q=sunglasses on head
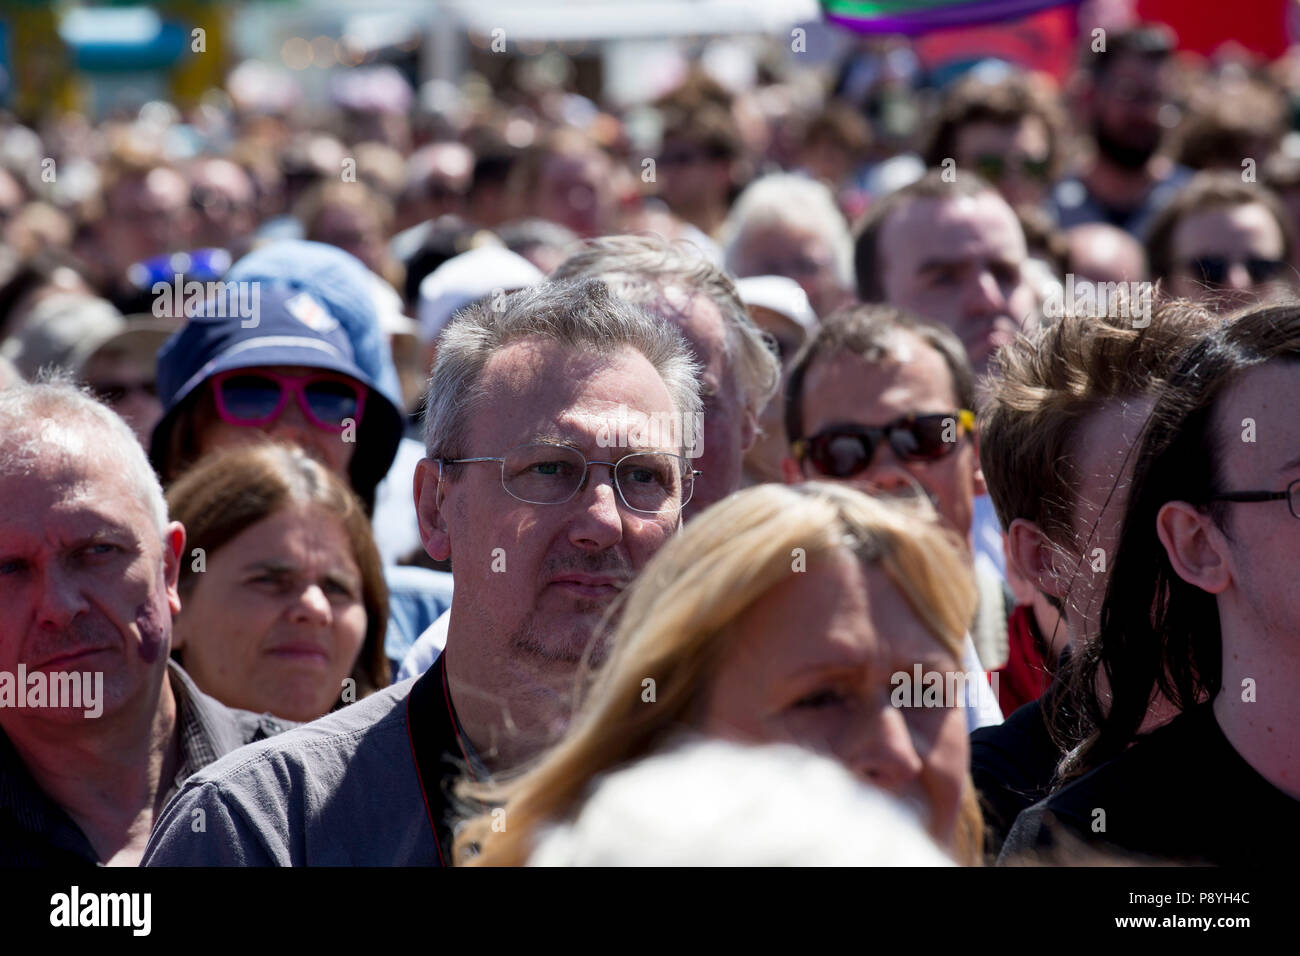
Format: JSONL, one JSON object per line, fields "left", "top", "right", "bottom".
{"left": 1182, "top": 256, "right": 1287, "bottom": 285}
{"left": 792, "top": 411, "right": 974, "bottom": 479}
{"left": 210, "top": 369, "right": 367, "bottom": 434}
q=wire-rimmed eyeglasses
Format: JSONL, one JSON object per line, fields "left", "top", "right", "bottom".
{"left": 437, "top": 442, "right": 701, "bottom": 516}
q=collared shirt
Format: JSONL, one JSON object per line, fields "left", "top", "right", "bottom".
{"left": 143, "top": 653, "right": 475, "bottom": 866}
{"left": 396, "top": 609, "right": 450, "bottom": 681}
{"left": 0, "top": 662, "right": 289, "bottom": 867}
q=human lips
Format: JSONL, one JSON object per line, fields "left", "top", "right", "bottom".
{"left": 547, "top": 573, "right": 629, "bottom": 600}
{"left": 264, "top": 641, "right": 331, "bottom": 665}
{"left": 27, "top": 646, "right": 116, "bottom": 670}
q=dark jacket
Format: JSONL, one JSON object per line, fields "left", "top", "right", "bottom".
{"left": 0, "top": 662, "right": 292, "bottom": 866}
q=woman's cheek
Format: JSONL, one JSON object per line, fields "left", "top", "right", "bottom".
{"left": 925, "top": 707, "right": 970, "bottom": 841}
{"left": 338, "top": 603, "right": 369, "bottom": 666}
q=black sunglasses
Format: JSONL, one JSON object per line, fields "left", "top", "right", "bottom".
{"left": 1182, "top": 256, "right": 1287, "bottom": 285}
{"left": 792, "top": 411, "right": 974, "bottom": 479}
{"left": 972, "top": 153, "right": 1051, "bottom": 183}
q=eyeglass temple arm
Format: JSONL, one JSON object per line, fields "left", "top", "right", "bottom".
{"left": 1208, "top": 491, "right": 1290, "bottom": 502}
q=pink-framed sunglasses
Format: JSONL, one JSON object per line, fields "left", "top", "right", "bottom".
{"left": 210, "top": 368, "right": 367, "bottom": 434}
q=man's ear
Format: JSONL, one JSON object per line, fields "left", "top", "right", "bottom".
{"left": 1155, "top": 500, "right": 1231, "bottom": 595}
{"left": 780, "top": 454, "right": 804, "bottom": 486}
{"left": 1005, "top": 518, "right": 1069, "bottom": 602}
{"left": 163, "top": 521, "right": 185, "bottom": 619}
{"left": 739, "top": 405, "right": 759, "bottom": 454}
{"left": 970, "top": 428, "right": 988, "bottom": 498}
{"left": 414, "top": 457, "right": 452, "bottom": 563}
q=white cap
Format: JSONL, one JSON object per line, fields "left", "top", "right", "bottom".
{"left": 370, "top": 271, "right": 418, "bottom": 339}
{"left": 734, "top": 275, "right": 818, "bottom": 331}
{"left": 417, "top": 247, "right": 544, "bottom": 344}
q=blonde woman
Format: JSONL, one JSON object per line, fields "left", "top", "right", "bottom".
{"left": 455, "top": 481, "right": 984, "bottom": 865}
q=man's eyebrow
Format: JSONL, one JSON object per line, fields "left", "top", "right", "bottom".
{"left": 65, "top": 523, "right": 138, "bottom": 547}
{"left": 1280, "top": 451, "right": 1300, "bottom": 473}
{"left": 915, "top": 257, "right": 966, "bottom": 273}
{"left": 528, "top": 434, "right": 583, "bottom": 449}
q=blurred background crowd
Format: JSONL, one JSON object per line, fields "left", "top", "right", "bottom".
{"left": 4, "top": 0, "right": 1300, "bottom": 869}
{"left": 4, "top": 0, "right": 1300, "bottom": 435}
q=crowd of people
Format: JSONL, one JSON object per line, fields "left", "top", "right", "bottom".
{"left": 2, "top": 13, "right": 1300, "bottom": 867}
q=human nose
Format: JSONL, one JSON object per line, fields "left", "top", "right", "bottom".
{"left": 34, "top": 563, "right": 90, "bottom": 631}
{"left": 845, "top": 702, "right": 926, "bottom": 795}
{"left": 287, "top": 582, "right": 332, "bottom": 627}
{"left": 966, "top": 269, "right": 1007, "bottom": 317}
{"left": 857, "top": 439, "right": 917, "bottom": 492}
{"left": 569, "top": 462, "right": 625, "bottom": 552}
{"left": 1224, "top": 262, "right": 1254, "bottom": 290}
{"left": 266, "top": 392, "right": 323, "bottom": 443}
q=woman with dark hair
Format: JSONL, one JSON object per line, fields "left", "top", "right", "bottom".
{"left": 167, "top": 442, "right": 390, "bottom": 722}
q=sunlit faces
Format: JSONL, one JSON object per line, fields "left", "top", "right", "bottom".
{"left": 1201, "top": 362, "right": 1300, "bottom": 648}
{"left": 783, "top": 331, "right": 983, "bottom": 540}
{"left": 417, "top": 337, "right": 684, "bottom": 684}
{"left": 0, "top": 432, "right": 181, "bottom": 725}
{"left": 878, "top": 192, "right": 1034, "bottom": 377}
{"left": 1168, "top": 203, "right": 1289, "bottom": 307}
{"left": 744, "top": 306, "right": 806, "bottom": 484}
{"left": 191, "top": 365, "right": 357, "bottom": 476}
{"left": 1090, "top": 54, "right": 1170, "bottom": 165}
{"left": 535, "top": 150, "right": 614, "bottom": 239}
{"left": 953, "top": 118, "right": 1052, "bottom": 210}
{"left": 82, "top": 349, "right": 163, "bottom": 448}
{"left": 172, "top": 505, "right": 367, "bottom": 722}
{"left": 697, "top": 550, "right": 969, "bottom": 850}
{"left": 655, "top": 135, "right": 732, "bottom": 217}
{"left": 728, "top": 224, "right": 847, "bottom": 318}
{"left": 102, "top": 168, "right": 194, "bottom": 274}
{"left": 1057, "top": 396, "right": 1154, "bottom": 644}
{"left": 310, "top": 202, "right": 388, "bottom": 276}
{"left": 651, "top": 292, "right": 752, "bottom": 515}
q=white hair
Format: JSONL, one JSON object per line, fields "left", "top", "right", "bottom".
{"left": 0, "top": 377, "right": 169, "bottom": 537}
{"left": 526, "top": 737, "right": 955, "bottom": 866}
{"left": 722, "top": 173, "right": 855, "bottom": 288}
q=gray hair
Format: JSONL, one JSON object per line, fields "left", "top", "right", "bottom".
{"left": 552, "top": 234, "right": 780, "bottom": 417}
{"left": 722, "top": 173, "right": 855, "bottom": 289}
{"left": 423, "top": 278, "right": 703, "bottom": 464}
{"left": 0, "top": 375, "right": 169, "bottom": 537}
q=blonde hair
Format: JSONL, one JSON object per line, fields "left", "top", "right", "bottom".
{"left": 454, "top": 481, "right": 983, "bottom": 866}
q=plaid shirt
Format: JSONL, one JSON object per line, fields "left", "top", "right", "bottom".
{"left": 0, "top": 661, "right": 290, "bottom": 867}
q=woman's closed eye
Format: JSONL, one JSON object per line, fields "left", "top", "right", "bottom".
{"left": 323, "top": 576, "right": 358, "bottom": 599}
{"left": 791, "top": 687, "right": 849, "bottom": 710}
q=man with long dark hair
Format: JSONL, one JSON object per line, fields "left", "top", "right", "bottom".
{"left": 1002, "top": 303, "right": 1300, "bottom": 864}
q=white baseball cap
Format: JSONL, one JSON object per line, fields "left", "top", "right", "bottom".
{"left": 417, "top": 246, "right": 544, "bottom": 344}
{"left": 734, "top": 275, "right": 818, "bottom": 331}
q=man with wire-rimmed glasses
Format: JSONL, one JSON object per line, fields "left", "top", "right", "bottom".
{"left": 144, "top": 278, "right": 702, "bottom": 866}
